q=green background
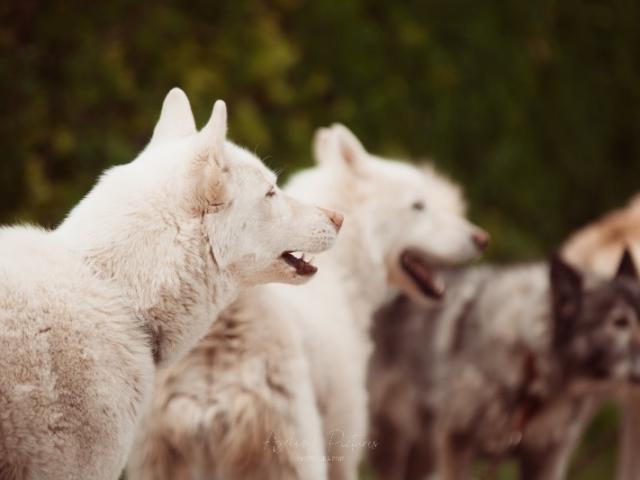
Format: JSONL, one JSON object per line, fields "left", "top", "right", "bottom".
{"left": 2, "top": 1, "right": 638, "bottom": 478}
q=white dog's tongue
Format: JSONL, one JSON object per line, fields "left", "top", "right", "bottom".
{"left": 282, "top": 251, "right": 318, "bottom": 276}
{"left": 400, "top": 249, "right": 445, "bottom": 299}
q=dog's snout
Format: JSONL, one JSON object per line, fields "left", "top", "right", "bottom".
{"left": 472, "top": 230, "right": 490, "bottom": 252}
{"left": 322, "top": 208, "right": 344, "bottom": 232}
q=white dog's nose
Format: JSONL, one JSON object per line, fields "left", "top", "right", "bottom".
{"left": 472, "top": 230, "right": 490, "bottom": 251}
{"left": 322, "top": 208, "right": 344, "bottom": 232}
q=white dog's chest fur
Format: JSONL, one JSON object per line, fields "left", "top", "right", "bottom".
{"left": 271, "top": 263, "right": 375, "bottom": 431}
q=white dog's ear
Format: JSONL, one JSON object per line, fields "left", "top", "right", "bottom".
{"left": 151, "top": 88, "right": 196, "bottom": 144}
{"left": 312, "top": 124, "right": 370, "bottom": 175}
{"left": 191, "top": 100, "right": 229, "bottom": 205}
{"left": 331, "top": 124, "right": 370, "bottom": 174}
{"left": 201, "top": 100, "right": 228, "bottom": 170}
{"left": 312, "top": 127, "right": 339, "bottom": 166}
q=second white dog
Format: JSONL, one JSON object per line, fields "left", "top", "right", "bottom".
{"left": 127, "top": 125, "right": 487, "bottom": 480}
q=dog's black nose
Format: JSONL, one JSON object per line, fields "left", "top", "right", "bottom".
{"left": 472, "top": 230, "right": 490, "bottom": 251}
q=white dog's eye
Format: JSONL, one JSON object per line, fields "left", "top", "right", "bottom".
{"left": 412, "top": 201, "right": 425, "bottom": 211}
{"left": 207, "top": 202, "right": 225, "bottom": 214}
{"left": 614, "top": 315, "right": 631, "bottom": 329}
{"left": 266, "top": 187, "right": 276, "bottom": 198}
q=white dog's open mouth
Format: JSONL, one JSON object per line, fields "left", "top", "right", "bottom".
{"left": 281, "top": 251, "right": 318, "bottom": 276}
{"left": 400, "top": 249, "right": 445, "bottom": 299}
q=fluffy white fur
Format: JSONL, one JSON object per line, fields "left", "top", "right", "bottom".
{"left": 0, "top": 89, "right": 340, "bottom": 480}
{"left": 128, "top": 125, "right": 487, "bottom": 480}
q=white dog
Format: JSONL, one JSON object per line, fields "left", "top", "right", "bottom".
{"left": 0, "top": 89, "right": 341, "bottom": 480}
{"left": 127, "top": 125, "right": 488, "bottom": 480}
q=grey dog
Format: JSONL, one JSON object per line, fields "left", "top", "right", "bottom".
{"left": 368, "top": 251, "right": 640, "bottom": 480}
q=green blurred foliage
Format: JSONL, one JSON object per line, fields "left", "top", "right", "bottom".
{"left": 2, "top": 0, "right": 640, "bottom": 258}
{"left": 2, "top": 1, "right": 638, "bottom": 478}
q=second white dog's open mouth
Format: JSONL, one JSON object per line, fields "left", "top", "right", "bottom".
{"left": 281, "top": 251, "right": 318, "bottom": 276}
{"left": 400, "top": 249, "right": 445, "bottom": 299}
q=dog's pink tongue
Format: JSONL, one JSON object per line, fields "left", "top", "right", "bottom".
{"left": 297, "top": 261, "right": 317, "bottom": 276}
{"left": 400, "top": 250, "right": 445, "bottom": 299}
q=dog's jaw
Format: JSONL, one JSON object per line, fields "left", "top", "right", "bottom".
{"left": 400, "top": 249, "right": 445, "bottom": 300}
{"left": 281, "top": 251, "right": 318, "bottom": 277}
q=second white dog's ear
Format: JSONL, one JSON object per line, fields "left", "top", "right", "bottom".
{"left": 331, "top": 124, "right": 370, "bottom": 175}
{"left": 312, "top": 127, "right": 339, "bottom": 166}
{"left": 151, "top": 87, "right": 196, "bottom": 144}
{"left": 312, "top": 124, "right": 370, "bottom": 175}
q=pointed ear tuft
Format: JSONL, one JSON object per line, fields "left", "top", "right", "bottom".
{"left": 191, "top": 100, "right": 229, "bottom": 206}
{"left": 616, "top": 247, "right": 639, "bottom": 280}
{"left": 202, "top": 100, "right": 228, "bottom": 169}
{"left": 330, "top": 124, "right": 369, "bottom": 174}
{"left": 151, "top": 88, "right": 196, "bottom": 144}
{"left": 550, "top": 253, "right": 583, "bottom": 348}
{"left": 312, "top": 127, "right": 338, "bottom": 166}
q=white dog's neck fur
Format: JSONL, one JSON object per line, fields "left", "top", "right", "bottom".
{"left": 330, "top": 210, "right": 388, "bottom": 317}
{"left": 284, "top": 168, "right": 396, "bottom": 337}
{"left": 55, "top": 188, "right": 232, "bottom": 365}
{"left": 51, "top": 92, "right": 241, "bottom": 365}
{"left": 296, "top": 175, "right": 387, "bottom": 324}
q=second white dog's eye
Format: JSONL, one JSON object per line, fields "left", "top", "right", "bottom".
{"left": 613, "top": 315, "right": 631, "bottom": 329}
{"left": 412, "top": 201, "right": 425, "bottom": 211}
{"left": 266, "top": 187, "right": 276, "bottom": 198}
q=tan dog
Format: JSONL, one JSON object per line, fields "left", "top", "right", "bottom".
{"left": 563, "top": 195, "right": 640, "bottom": 276}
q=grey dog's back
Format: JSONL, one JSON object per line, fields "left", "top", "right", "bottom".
{"left": 432, "top": 264, "right": 548, "bottom": 358}
{"left": 371, "top": 263, "right": 550, "bottom": 382}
